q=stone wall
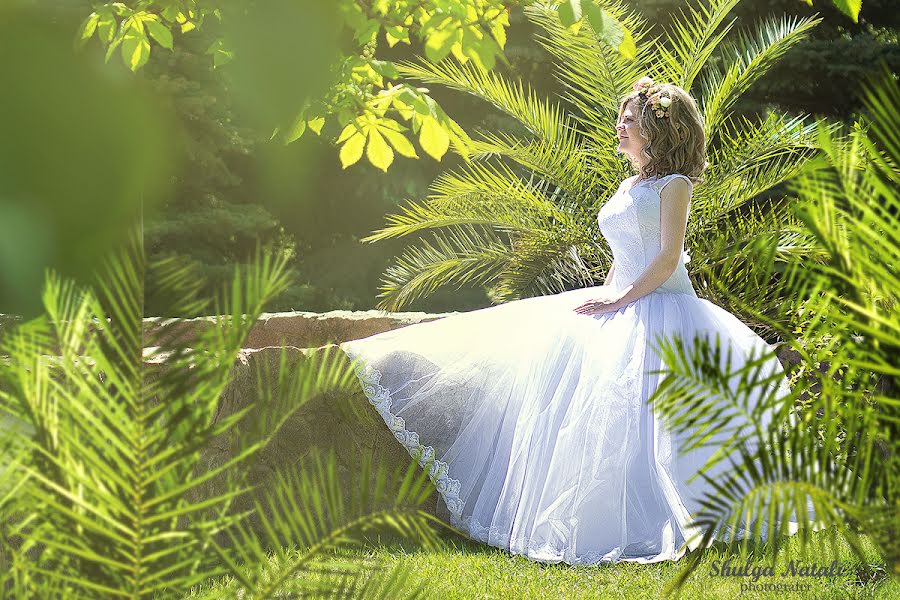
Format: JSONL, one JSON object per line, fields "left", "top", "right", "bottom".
{"left": 153, "top": 310, "right": 466, "bottom": 530}
{"left": 143, "top": 309, "right": 460, "bottom": 349}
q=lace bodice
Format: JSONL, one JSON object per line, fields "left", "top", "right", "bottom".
{"left": 597, "top": 173, "right": 696, "bottom": 295}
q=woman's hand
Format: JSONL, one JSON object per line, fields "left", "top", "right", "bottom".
{"left": 573, "top": 287, "right": 630, "bottom": 316}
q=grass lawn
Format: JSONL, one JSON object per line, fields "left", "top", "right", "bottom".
{"left": 194, "top": 526, "right": 898, "bottom": 598}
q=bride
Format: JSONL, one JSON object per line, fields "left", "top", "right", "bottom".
{"left": 339, "top": 76, "right": 793, "bottom": 564}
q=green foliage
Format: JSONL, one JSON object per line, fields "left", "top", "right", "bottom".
{"left": 139, "top": 36, "right": 304, "bottom": 318}
{"left": 0, "top": 233, "right": 453, "bottom": 597}
{"left": 705, "top": 0, "right": 898, "bottom": 122}
{"left": 335, "top": 93, "right": 468, "bottom": 170}
{"left": 75, "top": 1, "right": 635, "bottom": 172}
{"left": 802, "top": 0, "right": 862, "bottom": 23}
{"left": 558, "top": 0, "right": 637, "bottom": 58}
{"left": 0, "top": 6, "right": 172, "bottom": 317}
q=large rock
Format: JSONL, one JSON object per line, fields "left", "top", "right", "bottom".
{"left": 143, "top": 309, "right": 460, "bottom": 350}
{"left": 146, "top": 343, "right": 447, "bottom": 538}
{"left": 145, "top": 310, "right": 462, "bottom": 529}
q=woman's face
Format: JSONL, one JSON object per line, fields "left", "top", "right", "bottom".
{"left": 615, "top": 99, "right": 647, "bottom": 161}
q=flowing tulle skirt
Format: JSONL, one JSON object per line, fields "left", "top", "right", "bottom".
{"left": 339, "top": 286, "right": 793, "bottom": 565}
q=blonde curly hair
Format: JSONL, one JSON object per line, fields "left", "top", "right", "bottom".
{"left": 617, "top": 81, "right": 708, "bottom": 185}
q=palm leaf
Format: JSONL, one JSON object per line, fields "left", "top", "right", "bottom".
{"left": 0, "top": 234, "right": 394, "bottom": 596}
{"left": 698, "top": 111, "right": 827, "bottom": 225}
{"left": 656, "top": 0, "right": 742, "bottom": 90}
{"left": 374, "top": 225, "right": 513, "bottom": 311}
{"left": 466, "top": 130, "right": 593, "bottom": 197}
{"left": 525, "top": 0, "right": 658, "bottom": 136}
{"left": 209, "top": 445, "right": 445, "bottom": 599}
{"left": 395, "top": 57, "right": 574, "bottom": 143}
{"left": 699, "top": 14, "right": 821, "bottom": 138}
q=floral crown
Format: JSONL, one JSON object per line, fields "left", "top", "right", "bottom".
{"left": 632, "top": 76, "right": 673, "bottom": 119}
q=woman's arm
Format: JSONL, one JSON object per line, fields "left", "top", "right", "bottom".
{"left": 603, "top": 261, "right": 616, "bottom": 286}
{"left": 606, "top": 178, "right": 691, "bottom": 307}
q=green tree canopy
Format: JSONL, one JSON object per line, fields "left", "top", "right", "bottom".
{"left": 75, "top": 1, "right": 636, "bottom": 171}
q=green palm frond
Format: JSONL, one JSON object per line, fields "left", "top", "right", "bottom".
{"left": 242, "top": 345, "right": 360, "bottom": 463}
{"left": 490, "top": 230, "right": 596, "bottom": 302}
{"left": 466, "top": 130, "right": 593, "bottom": 196}
{"left": 525, "top": 0, "right": 658, "bottom": 135}
{"left": 207, "top": 444, "right": 443, "bottom": 599}
{"left": 698, "top": 111, "right": 828, "bottom": 223}
{"left": 669, "top": 373, "right": 884, "bottom": 590}
{"left": 428, "top": 158, "right": 602, "bottom": 220}
{"left": 0, "top": 412, "right": 35, "bottom": 591}
{"left": 689, "top": 201, "right": 822, "bottom": 338}
{"left": 699, "top": 14, "right": 821, "bottom": 138}
{"left": 856, "top": 67, "right": 900, "bottom": 184}
{"left": 365, "top": 152, "right": 604, "bottom": 310}
{"left": 429, "top": 158, "right": 550, "bottom": 204}
{"left": 143, "top": 252, "right": 210, "bottom": 320}
{"left": 374, "top": 225, "right": 514, "bottom": 311}
{"left": 787, "top": 124, "right": 900, "bottom": 390}
{"left": 0, "top": 229, "right": 444, "bottom": 596}
{"left": 657, "top": 0, "right": 742, "bottom": 90}
{"left": 0, "top": 246, "right": 291, "bottom": 596}
{"left": 364, "top": 161, "right": 585, "bottom": 242}
{"left": 653, "top": 324, "right": 882, "bottom": 593}
{"left": 395, "top": 57, "right": 574, "bottom": 143}
{"left": 361, "top": 194, "right": 545, "bottom": 241}
{"left": 650, "top": 332, "right": 794, "bottom": 480}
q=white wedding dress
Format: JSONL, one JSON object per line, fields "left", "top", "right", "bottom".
{"left": 339, "top": 173, "right": 793, "bottom": 565}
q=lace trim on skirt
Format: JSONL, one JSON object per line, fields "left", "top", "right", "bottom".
{"left": 347, "top": 354, "right": 690, "bottom": 566}
{"left": 350, "top": 358, "right": 466, "bottom": 519}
